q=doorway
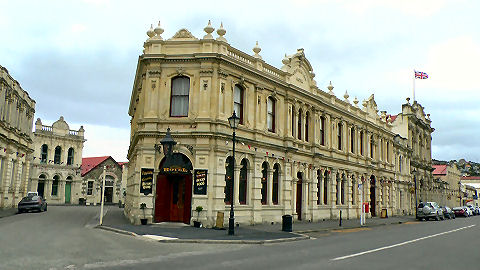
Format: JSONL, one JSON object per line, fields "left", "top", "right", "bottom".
{"left": 296, "top": 172, "right": 303, "bottom": 220}
{"left": 370, "top": 175, "right": 376, "bottom": 217}
{"left": 65, "top": 182, "right": 71, "bottom": 203}
{"left": 37, "top": 181, "right": 45, "bottom": 198}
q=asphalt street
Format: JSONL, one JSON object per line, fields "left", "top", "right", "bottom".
{"left": 1, "top": 206, "right": 479, "bottom": 270}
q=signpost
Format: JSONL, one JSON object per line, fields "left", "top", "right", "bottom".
{"left": 99, "top": 165, "right": 106, "bottom": 226}
{"left": 359, "top": 183, "right": 365, "bottom": 226}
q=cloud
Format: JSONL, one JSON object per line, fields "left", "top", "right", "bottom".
{"left": 80, "top": 123, "right": 130, "bottom": 162}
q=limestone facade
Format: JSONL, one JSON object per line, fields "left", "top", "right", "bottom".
{"left": 29, "top": 117, "right": 85, "bottom": 204}
{"left": 0, "top": 65, "right": 36, "bottom": 209}
{"left": 432, "top": 164, "right": 462, "bottom": 207}
{"left": 124, "top": 22, "right": 434, "bottom": 226}
{"left": 81, "top": 156, "right": 123, "bottom": 205}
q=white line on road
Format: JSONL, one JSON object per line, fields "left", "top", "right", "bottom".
{"left": 331, "top": 224, "right": 476, "bottom": 261}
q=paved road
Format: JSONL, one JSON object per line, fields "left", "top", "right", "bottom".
{"left": 1, "top": 206, "right": 479, "bottom": 269}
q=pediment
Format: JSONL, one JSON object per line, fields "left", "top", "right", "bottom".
{"left": 169, "top": 28, "right": 198, "bottom": 41}
{"left": 283, "top": 49, "right": 317, "bottom": 91}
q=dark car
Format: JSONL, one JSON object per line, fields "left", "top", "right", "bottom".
{"left": 18, "top": 195, "right": 47, "bottom": 213}
{"left": 441, "top": 206, "right": 455, "bottom": 219}
{"left": 452, "top": 207, "right": 468, "bottom": 217}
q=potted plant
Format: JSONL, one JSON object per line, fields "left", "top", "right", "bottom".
{"left": 193, "top": 206, "right": 203, "bottom": 228}
{"left": 140, "top": 203, "right": 148, "bottom": 225}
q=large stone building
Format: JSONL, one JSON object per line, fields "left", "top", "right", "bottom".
{"left": 0, "top": 65, "right": 36, "bottom": 209}
{"left": 29, "top": 117, "right": 85, "bottom": 204}
{"left": 124, "top": 22, "right": 435, "bottom": 226}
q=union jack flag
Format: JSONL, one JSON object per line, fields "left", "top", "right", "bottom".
{"left": 415, "top": 70, "right": 428, "bottom": 79}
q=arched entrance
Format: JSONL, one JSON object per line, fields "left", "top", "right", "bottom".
{"left": 38, "top": 174, "right": 46, "bottom": 198}
{"left": 370, "top": 175, "right": 376, "bottom": 217}
{"left": 65, "top": 176, "right": 72, "bottom": 204}
{"left": 103, "top": 176, "right": 114, "bottom": 204}
{"left": 296, "top": 172, "right": 303, "bottom": 220}
{"left": 155, "top": 153, "right": 193, "bottom": 224}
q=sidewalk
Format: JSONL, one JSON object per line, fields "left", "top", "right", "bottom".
{"left": 0, "top": 208, "right": 17, "bottom": 219}
{"left": 98, "top": 208, "right": 416, "bottom": 244}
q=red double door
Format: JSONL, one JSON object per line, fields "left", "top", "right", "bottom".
{"left": 155, "top": 174, "right": 192, "bottom": 224}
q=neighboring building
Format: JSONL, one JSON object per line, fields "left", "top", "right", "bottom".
{"left": 0, "top": 65, "right": 36, "bottom": 209}
{"left": 432, "top": 164, "right": 461, "bottom": 207}
{"left": 29, "top": 117, "right": 85, "bottom": 204}
{"left": 124, "top": 22, "right": 434, "bottom": 226}
{"left": 81, "top": 156, "right": 123, "bottom": 205}
{"left": 460, "top": 176, "right": 480, "bottom": 207}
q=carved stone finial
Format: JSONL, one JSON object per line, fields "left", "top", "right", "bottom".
{"left": 327, "top": 81, "right": 334, "bottom": 95}
{"left": 353, "top": 97, "right": 359, "bottom": 107}
{"left": 203, "top": 20, "right": 215, "bottom": 39}
{"left": 282, "top": 54, "right": 289, "bottom": 65}
{"left": 154, "top": 21, "right": 164, "bottom": 40}
{"left": 216, "top": 22, "right": 227, "bottom": 42}
{"left": 344, "top": 90, "right": 350, "bottom": 102}
{"left": 406, "top": 97, "right": 410, "bottom": 104}
{"left": 253, "top": 41, "right": 262, "bottom": 59}
{"left": 147, "top": 24, "right": 155, "bottom": 39}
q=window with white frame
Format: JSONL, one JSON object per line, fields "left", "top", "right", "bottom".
{"left": 170, "top": 76, "right": 190, "bottom": 117}
{"left": 87, "top": 181, "right": 94, "bottom": 195}
{"left": 267, "top": 97, "right": 275, "bottom": 132}
{"left": 233, "top": 84, "right": 244, "bottom": 124}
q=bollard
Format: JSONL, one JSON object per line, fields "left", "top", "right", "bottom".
{"left": 339, "top": 210, "right": 342, "bottom": 227}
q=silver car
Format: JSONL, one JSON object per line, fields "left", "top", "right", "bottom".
{"left": 417, "top": 201, "right": 444, "bottom": 221}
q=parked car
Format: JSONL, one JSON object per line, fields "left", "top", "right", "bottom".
{"left": 466, "top": 205, "right": 476, "bottom": 216}
{"left": 463, "top": 206, "right": 473, "bottom": 216}
{"left": 475, "top": 206, "right": 480, "bottom": 215}
{"left": 453, "top": 207, "right": 468, "bottom": 217}
{"left": 417, "top": 201, "right": 444, "bottom": 221}
{"left": 441, "top": 206, "right": 455, "bottom": 219}
{"left": 18, "top": 195, "right": 47, "bottom": 213}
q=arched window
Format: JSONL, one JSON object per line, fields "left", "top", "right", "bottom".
{"left": 267, "top": 97, "right": 275, "bottom": 132}
{"left": 337, "top": 123, "right": 343, "bottom": 150}
{"left": 350, "top": 127, "right": 355, "bottom": 153}
{"left": 224, "top": 156, "right": 234, "bottom": 204}
{"left": 239, "top": 159, "right": 248, "bottom": 204}
{"left": 399, "top": 155, "right": 403, "bottom": 173}
{"left": 297, "top": 109, "right": 302, "bottom": 140}
{"left": 170, "top": 76, "right": 190, "bottom": 117}
{"left": 261, "top": 162, "right": 268, "bottom": 205}
{"left": 341, "top": 174, "right": 345, "bottom": 205}
{"left": 370, "top": 135, "right": 374, "bottom": 158}
{"left": 317, "top": 169, "right": 322, "bottom": 205}
{"left": 52, "top": 175, "right": 59, "bottom": 196}
{"left": 323, "top": 170, "right": 329, "bottom": 204}
{"left": 320, "top": 116, "right": 325, "bottom": 146}
{"left": 272, "top": 164, "right": 280, "bottom": 205}
{"left": 360, "top": 131, "right": 364, "bottom": 155}
{"left": 54, "top": 146, "right": 62, "bottom": 164}
{"left": 291, "top": 107, "right": 295, "bottom": 137}
{"left": 336, "top": 174, "right": 340, "bottom": 205}
{"left": 67, "top": 148, "right": 74, "bottom": 165}
{"left": 380, "top": 139, "right": 383, "bottom": 161}
{"left": 305, "top": 112, "right": 310, "bottom": 142}
{"left": 386, "top": 142, "right": 390, "bottom": 163}
{"left": 41, "top": 144, "right": 48, "bottom": 163}
{"left": 234, "top": 84, "right": 244, "bottom": 124}
{"left": 351, "top": 176, "right": 356, "bottom": 205}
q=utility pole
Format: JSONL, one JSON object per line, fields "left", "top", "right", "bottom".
{"left": 99, "top": 165, "right": 106, "bottom": 225}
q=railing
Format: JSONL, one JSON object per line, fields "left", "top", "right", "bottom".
{"left": 69, "top": 130, "right": 78, "bottom": 136}
{"left": 263, "top": 66, "right": 281, "bottom": 78}
{"left": 227, "top": 48, "right": 253, "bottom": 66}
{"left": 41, "top": 125, "right": 52, "bottom": 132}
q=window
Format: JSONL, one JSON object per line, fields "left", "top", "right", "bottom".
{"left": 337, "top": 123, "right": 343, "bottom": 150}
{"left": 350, "top": 127, "right": 355, "bottom": 153}
{"left": 319, "top": 116, "right": 326, "bottom": 146}
{"left": 317, "top": 169, "right": 322, "bottom": 205}
{"left": 267, "top": 97, "right": 275, "bottom": 132}
{"left": 360, "top": 131, "right": 364, "bottom": 155}
{"left": 323, "top": 170, "right": 328, "bottom": 204}
{"left": 386, "top": 142, "right": 390, "bottom": 163}
{"left": 399, "top": 155, "right": 403, "bottom": 173}
{"left": 67, "top": 148, "right": 74, "bottom": 165}
{"left": 87, "top": 181, "right": 94, "bottom": 195}
{"left": 54, "top": 146, "right": 62, "bottom": 164}
{"left": 224, "top": 157, "right": 234, "bottom": 204}
{"left": 41, "top": 144, "right": 48, "bottom": 163}
{"left": 341, "top": 176, "right": 345, "bottom": 205}
{"left": 370, "top": 135, "right": 374, "bottom": 158}
{"left": 10, "top": 161, "right": 16, "bottom": 188}
{"left": 272, "top": 164, "right": 279, "bottom": 205}
{"left": 261, "top": 162, "right": 268, "bottom": 205}
{"left": 52, "top": 175, "right": 59, "bottom": 196}
{"left": 297, "top": 109, "right": 302, "bottom": 140}
{"left": 291, "top": 107, "right": 295, "bottom": 137}
{"left": 379, "top": 139, "right": 383, "bottom": 161}
{"left": 170, "top": 76, "right": 190, "bottom": 117}
{"left": 351, "top": 176, "right": 355, "bottom": 205}
{"left": 0, "top": 158, "right": 3, "bottom": 184}
{"left": 233, "top": 84, "right": 244, "bottom": 124}
{"left": 239, "top": 159, "right": 248, "bottom": 204}
{"left": 305, "top": 112, "right": 310, "bottom": 142}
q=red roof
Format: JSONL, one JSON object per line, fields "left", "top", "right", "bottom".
{"left": 462, "top": 176, "right": 480, "bottom": 180}
{"left": 81, "top": 156, "right": 110, "bottom": 176}
{"left": 432, "top": 165, "right": 447, "bottom": 175}
{"left": 118, "top": 162, "right": 128, "bottom": 166}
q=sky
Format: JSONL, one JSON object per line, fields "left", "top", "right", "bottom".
{"left": 1, "top": 0, "right": 479, "bottom": 163}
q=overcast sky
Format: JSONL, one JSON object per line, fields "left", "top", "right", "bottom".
{"left": 1, "top": 0, "right": 479, "bottom": 163}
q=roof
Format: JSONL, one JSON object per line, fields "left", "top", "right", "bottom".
{"left": 118, "top": 162, "right": 128, "bottom": 166}
{"left": 462, "top": 176, "right": 480, "bottom": 180}
{"left": 386, "top": 114, "right": 398, "bottom": 123}
{"left": 81, "top": 156, "right": 110, "bottom": 176}
{"left": 432, "top": 165, "right": 447, "bottom": 175}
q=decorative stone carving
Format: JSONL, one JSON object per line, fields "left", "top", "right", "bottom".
{"left": 169, "top": 28, "right": 198, "bottom": 40}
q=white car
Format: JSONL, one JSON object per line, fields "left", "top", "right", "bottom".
{"left": 463, "top": 206, "right": 473, "bottom": 216}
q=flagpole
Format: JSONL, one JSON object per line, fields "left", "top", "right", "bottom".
{"left": 413, "top": 69, "right": 416, "bottom": 102}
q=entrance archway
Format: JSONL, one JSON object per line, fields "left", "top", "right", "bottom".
{"left": 370, "top": 175, "right": 376, "bottom": 216}
{"left": 296, "top": 172, "right": 303, "bottom": 220}
{"left": 155, "top": 153, "right": 193, "bottom": 224}
{"left": 38, "top": 174, "right": 46, "bottom": 198}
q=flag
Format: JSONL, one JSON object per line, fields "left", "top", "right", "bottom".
{"left": 415, "top": 70, "right": 428, "bottom": 79}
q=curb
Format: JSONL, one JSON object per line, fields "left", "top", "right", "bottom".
{"left": 294, "top": 220, "right": 413, "bottom": 234}
{"left": 96, "top": 225, "right": 310, "bottom": 244}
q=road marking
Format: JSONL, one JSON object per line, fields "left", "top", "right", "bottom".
{"left": 331, "top": 224, "right": 476, "bottom": 261}
{"left": 142, "top": 234, "right": 179, "bottom": 241}
{"left": 333, "top": 228, "right": 371, "bottom": 233}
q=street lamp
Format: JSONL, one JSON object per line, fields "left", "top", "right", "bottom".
{"left": 412, "top": 168, "right": 418, "bottom": 218}
{"left": 160, "top": 127, "right": 176, "bottom": 158}
{"left": 227, "top": 111, "right": 240, "bottom": 236}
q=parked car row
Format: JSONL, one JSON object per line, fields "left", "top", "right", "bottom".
{"left": 417, "top": 201, "right": 480, "bottom": 221}
{"left": 17, "top": 193, "right": 47, "bottom": 213}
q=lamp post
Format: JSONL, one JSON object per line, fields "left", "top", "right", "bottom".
{"left": 160, "top": 128, "right": 176, "bottom": 160}
{"left": 228, "top": 112, "right": 240, "bottom": 236}
{"left": 412, "top": 168, "right": 418, "bottom": 218}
